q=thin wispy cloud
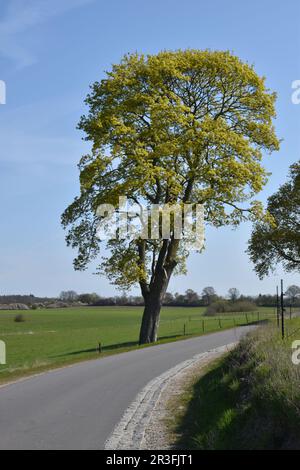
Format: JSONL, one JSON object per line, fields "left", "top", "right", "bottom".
{"left": 0, "top": 0, "right": 94, "bottom": 68}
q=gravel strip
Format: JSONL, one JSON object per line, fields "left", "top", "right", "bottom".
{"left": 105, "top": 343, "right": 236, "bottom": 450}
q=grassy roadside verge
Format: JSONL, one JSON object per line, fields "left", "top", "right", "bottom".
{"left": 169, "top": 319, "right": 300, "bottom": 450}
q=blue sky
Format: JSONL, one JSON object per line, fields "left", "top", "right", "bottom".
{"left": 0, "top": 0, "right": 299, "bottom": 297}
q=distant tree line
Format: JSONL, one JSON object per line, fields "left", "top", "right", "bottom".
{"left": 60, "top": 286, "right": 300, "bottom": 308}
{"left": 1, "top": 285, "right": 299, "bottom": 308}
{"left": 0, "top": 294, "right": 56, "bottom": 306}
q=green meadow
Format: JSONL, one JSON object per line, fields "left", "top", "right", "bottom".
{"left": 0, "top": 306, "right": 275, "bottom": 384}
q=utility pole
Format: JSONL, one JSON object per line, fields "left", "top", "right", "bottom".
{"left": 276, "top": 286, "right": 278, "bottom": 327}
{"left": 281, "top": 279, "right": 285, "bottom": 340}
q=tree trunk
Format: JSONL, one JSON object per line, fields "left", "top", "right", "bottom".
{"left": 138, "top": 239, "right": 179, "bottom": 344}
{"left": 139, "top": 294, "right": 162, "bottom": 344}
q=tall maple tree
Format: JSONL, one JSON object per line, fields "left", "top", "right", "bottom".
{"left": 62, "top": 50, "right": 279, "bottom": 343}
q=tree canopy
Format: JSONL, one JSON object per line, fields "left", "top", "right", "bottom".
{"left": 248, "top": 161, "right": 300, "bottom": 278}
{"left": 228, "top": 287, "right": 240, "bottom": 302}
{"left": 285, "top": 285, "right": 300, "bottom": 305}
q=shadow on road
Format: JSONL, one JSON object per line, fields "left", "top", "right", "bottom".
{"left": 51, "top": 333, "right": 198, "bottom": 358}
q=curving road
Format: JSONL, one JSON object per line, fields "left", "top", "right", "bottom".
{"left": 0, "top": 326, "right": 254, "bottom": 450}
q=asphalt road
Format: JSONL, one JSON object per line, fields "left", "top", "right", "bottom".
{"left": 0, "top": 326, "right": 254, "bottom": 450}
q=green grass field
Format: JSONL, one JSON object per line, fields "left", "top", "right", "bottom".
{"left": 0, "top": 306, "right": 275, "bottom": 384}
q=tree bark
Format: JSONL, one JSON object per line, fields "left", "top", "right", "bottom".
{"left": 138, "top": 238, "right": 180, "bottom": 344}
{"left": 139, "top": 264, "right": 173, "bottom": 344}
{"left": 139, "top": 294, "right": 162, "bottom": 344}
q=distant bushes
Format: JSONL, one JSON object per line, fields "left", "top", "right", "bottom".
{"left": 204, "top": 300, "right": 257, "bottom": 316}
{"left": 0, "top": 303, "right": 29, "bottom": 311}
{"left": 14, "top": 314, "right": 25, "bottom": 323}
{"left": 0, "top": 295, "right": 54, "bottom": 305}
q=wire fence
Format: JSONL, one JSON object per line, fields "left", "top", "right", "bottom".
{"left": 285, "top": 311, "right": 300, "bottom": 339}
{"left": 158, "top": 311, "right": 279, "bottom": 339}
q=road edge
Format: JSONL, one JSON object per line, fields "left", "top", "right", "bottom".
{"left": 104, "top": 342, "right": 237, "bottom": 450}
